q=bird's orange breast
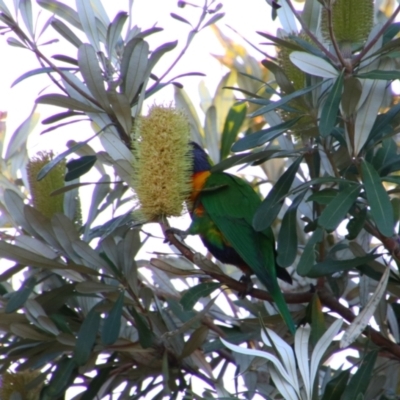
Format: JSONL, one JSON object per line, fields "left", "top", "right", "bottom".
{"left": 190, "top": 171, "right": 211, "bottom": 205}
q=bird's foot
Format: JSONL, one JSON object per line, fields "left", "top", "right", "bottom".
{"left": 238, "top": 274, "right": 253, "bottom": 298}
{"left": 164, "top": 227, "right": 189, "bottom": 243}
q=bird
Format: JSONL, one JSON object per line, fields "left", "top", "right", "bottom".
{"left": 186, "top": 142, "right": 295, "bottom": 334}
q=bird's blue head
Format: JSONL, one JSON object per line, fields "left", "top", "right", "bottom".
{"left": 190, "top": 142, "right": 212, "bottom": 173}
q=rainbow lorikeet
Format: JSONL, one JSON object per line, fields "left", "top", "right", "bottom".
{"left": 187, "top": 142, "right": 295, "bottom": 333}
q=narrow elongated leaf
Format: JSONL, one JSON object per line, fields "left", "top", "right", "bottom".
{"left": 310, "top": 294, "right": 325, "bottom": 346}
{"left": 11, "top": 67, "right": 76, "bottom": 88}
{"left": 107, "top": 91, "right": 132, "bottom": 134}
{"left": 6, "top": 277, "right": 37, "bottom": 313}
{"left": 308, "top": 254, "right": 378, "bottom": 277}
{"left": 290, "top": 52, "right": 338, "bottom": 78}
{"left": 220, "top": 102, "right": 247, "bottom": 159}
{"left": 253, "top": 156, "right": 302, "bottom": 231}
{"left": 180, "top": 282, "right": 221, "bottom": 311}
{"left": 201, "top": 12, "right": 225, "bottom": 29}
{"left": 106, "top": 11, "right": 128, "bottom": 56}
{"left": 101, "top": 291, "right": 124, "bottom": 345}
{"left": 80, "top": 363, "right": 113, "bottom": 400}
{"left": 341, "top": 266, "right": 390, "bottom": 348}
{"left": 36, "top": 94, "right": 101, "bottom": 113}
{"left": 51, "top": 18, "right": 83, "bottom": 48}
{"left": 321, "top": 370, "right": 350, "bottom": 400}
{"left": 65, "top": 155, "right": 97, "bottom": 181}
{"left": 294, "top": 325, "right": 311, "bottom": 399}
{"left": 277, "top": 192, "right": 305, "bottom": 267}
{"left": 78, "top": 44, "right": 111, "bottom": 112}
{"left": 20, "top": 0, "right": 34, "bottom": 36}
{"left": 73, "top": 307, "right": 101, "bottom": 365}
{"left": 297, "top": 227, "right": 323, "bottom": 276}
{"left": 319, "top": 71, "right": 344, "bottom": 136}
{"left": 356, "top": 70, "right": 400, "bottom": 80}
{"left": 120, "top": 38, "right": 149, "bottom": 103}
{"left": 318, "top": 185, "right": 361, "bottom": 231}
{"left": 180, "top": 326, "right": 209, "bottom": 359}
{"left": 130, "top": 306, "right": 153, "bottom": 348}
{"left": 341, "top": 351, "right": 378, "bottom": 400}
{"left": 249, "top": 82, "right": 323, "bottom": 118}
{"left": 38, "top": 0, "right": 81, "bottom": 29}
{"left": 361, "top": 160, "right": 394, "bottom": 237}
{"left": 76, "top": 0, "right": 100, "bottom": 52}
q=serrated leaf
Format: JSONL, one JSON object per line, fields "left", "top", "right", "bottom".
{"left": 101, "top": 291, "right": 124, "bottom": 345}
{"left": 73, "top": 307, "right": 101, "bottom": 365}
{"left": 253, "top": 156, "right": 302, "bottom": 231}
{"left": 65, "top": 155, "right": 97, "bottom": 181}
{"left": 76, "top": 0, "right": 100, "bottom": 52}
{"left": 290, "top": 52, "right": 338, "bottom": 78}
{"left": 320, "top": 71, "right": 344, "bottom": 136}
{"left": 341, "top": 351, "right": 378, "bottom": 400}
{"left": 318, "top": 185, "right": 360, "bottom": 231}
{"left": 277, "top": 191, "right": 305, "bottom": 267}
{"left": 341, "top": 266, "right": 390, "bottom": 348}
{"left": 361, "top": 160, "right": 394, "bottom": 237}
{"left": 5, "top": 277, "right": 37, "bottom": 313}
{"left": 321, "top": 370, "right": 350, "bottom": 400}
{"left": 180, "top": 282, "right": 221, "bottom": 311}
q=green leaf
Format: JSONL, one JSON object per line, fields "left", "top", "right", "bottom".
{"left": 106, "top": 91, "right": 132, "bottom": 134}
{"left": 5, "top": 277, "right": 37, "bottom": 313}
{"left": 220, "top": 102, "right": 247, "bottom": 160}
{"left": 356, "top": 70, "right": 400, "bottom": 80}
{"left": 101, "top": 291, "right": 124, "bottom": 345}
{"left": 78, "top": 43, "right": 111, "bottom": 112}
{"left": 341, "top": 351, "right": 378, "bottom": 400}
{"left": 319, "top": 71, "right": 344, "bottom": 136}
{"left": 232, "top": 116, "right": 302, "bottom": 152}
{"left": 36, "top": 93, "right": 101, "bottom": 113}
{"left": 76, "top": 0, "right": 100, "bottom": 52}
{"left": 310, "top": 294, "right": 325, "bottom": 347}
{"left": 130, "top": 306, "right": 153, "bottom": 349}
{"left": 11, "top": 67, "right": 76, "bottom": 88}
{"left": 297, "top": 228, "right": 323, "bottom": 276}
{"left": 290, "top": 51, "right": 338, "bottom": 78}
{"left": 346, "top": 208, "right": 367, "bottom": 240}
{"left": 180, "top": 325, "right": 209, "bottom": 359}
{"left": 361, "top": 160, "right": 394, "bottom": 237}
{"left": 41, "top": 357, "right": 77, "bottom": 398}
{"left": 73, "top": 307, "right": 101, "bottom": 366}
{"left": 65, "top": 155, "right": 97, "bottom": 181}
{"left": 307, "top": 189, "right": 338, "bottom": 205}
{"left": 249, "top": 82, "right": 323, "bottom": 118}
{"left": 51, "top": 18, "right": 83, "bottom": 48}
{"left": 321, "top": 370, "right": 350, "bottom": 400}
{"left": 277, "top": 192, "right": 305, "bottom": 267}
{"left": 120, "top": 38, "right": 149, "bottom": 103}
{"left": 180, "top": 282, "right": 221, "bottom": 311}
{"left": 253, "top": 156, "right": 302, "bottom": 231}
{"left": 318, "top": 184, "right": 361, "bottom": 231}
{"left": 307, "top": 254, "right": 378, "bottom": 277}
{"left": 81, "top": 363, "right": 113, "bottom": 400}
{"left": 38, "top": 0, "right": 81, "bottom": 30}
{"left": 341, "top": 77, "right": 362, "bottom": 117}
{"left": 106, "top": 11, "right": 128, "bottom": 56}
{"left": 19, "top": 0, "right": 34, "bottom": 37}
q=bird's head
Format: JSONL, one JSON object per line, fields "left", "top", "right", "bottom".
{"left": 190, "top": 142, "right": 212, "bottom": 173}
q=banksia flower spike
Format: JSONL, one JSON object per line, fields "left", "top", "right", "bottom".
{"left": 132, "top": 105, "right": 192, "bottom": 221}
{"left": 0, "top": 370, "right": 43, "bottom": 400}
{"left": 321, "top": 0, "right": 374, "bottom": 46}
{"left": 27, "top": 151, "right": 65, "bottom": 219}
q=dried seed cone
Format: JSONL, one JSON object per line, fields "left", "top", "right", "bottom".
{"left": 321, "top": 0, "right": 373, "bottom": 44}
{"left": 132, "top": 105, "right": 192, "bottom": 221}
{"left": 0, "top": 370, "right": 43, "bottom": 400}
{"left": 27, "top": 152, "right": 65, "bottom": 219}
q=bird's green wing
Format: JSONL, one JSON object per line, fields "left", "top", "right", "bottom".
{"left": 201, "top": 172, "right": 295, "bottom": 333}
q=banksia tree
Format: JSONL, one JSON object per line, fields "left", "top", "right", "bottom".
{"left": 132, "top": 105, "right": 192, "bottom": 221}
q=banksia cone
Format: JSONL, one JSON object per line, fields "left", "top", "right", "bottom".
{"left": 27, "top": 151, "right": 65, "bottom": 218}
{"left": 132, "top": 105, "right": 192, "bottom": 221}
{"left": 0, "top": 370, "right": 42, "bottom": 400}
{"left": 321, "top": 0, "right": 373, "bottom": 45}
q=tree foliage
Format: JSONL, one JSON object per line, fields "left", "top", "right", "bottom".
{"left": 1, "top": 0, "right": 400, "bottom": 399}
